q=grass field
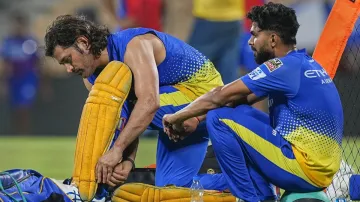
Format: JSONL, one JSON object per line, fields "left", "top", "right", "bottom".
{"left": 0, "top": 136, "right": 359, "bottom": 180}
{"left": 0, "top": 136, "right": 157, "bottom": 179}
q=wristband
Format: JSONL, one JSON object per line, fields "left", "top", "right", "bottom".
{"left": 122, "top": 157, "right": 136, "bottom": 171}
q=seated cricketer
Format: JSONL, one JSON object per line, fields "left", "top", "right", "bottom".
{"left": 163, "top": 3, "right": 344, "bottom": 202}
{"left": 44, "top": 14, "right": 224, "bottom": 200}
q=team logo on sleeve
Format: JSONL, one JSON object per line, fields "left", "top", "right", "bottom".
{"left": 264, "top": 58, "right": 283, "bottom": 72}
{"left": 248, "top": 67, "right": 266, "bottom": 80}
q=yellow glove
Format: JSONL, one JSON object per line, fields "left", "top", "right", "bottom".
{"left": 72, "top": 61, "right": 132, "bottom": 201}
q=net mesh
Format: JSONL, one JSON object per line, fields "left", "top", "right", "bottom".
{"left": 326, "top": 18, "right": 360, "bottom": 201}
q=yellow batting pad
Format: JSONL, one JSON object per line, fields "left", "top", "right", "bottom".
{"left": 112, "top": 183, "right": 236, "bottom": 202}
{"left": 72, "top": 61, "right": 132, "bottom": 201}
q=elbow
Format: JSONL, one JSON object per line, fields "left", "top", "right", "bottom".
{"left": 150, "top": 100, "right": 160, "bottom": 114}
{"left": 139, "top": 95, "right": 160, "bottom": 115}
{"left": 149, "top": 95, "right": 160, "bottom": 113}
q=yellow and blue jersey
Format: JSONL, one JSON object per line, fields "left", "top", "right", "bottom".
{"left": 88, "top": 28, "right": 223, "bottom": 99}
{"left": 240, "top": 49, "right": 344, "bottom": 187}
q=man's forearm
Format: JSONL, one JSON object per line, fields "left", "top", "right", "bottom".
{"left": 171, "top": 92, "right": 220, "bottom": 123}
{"left": 196, "top": 114, "right": 207, "bottom": 122}
{"left": 227, "top": 93, "right": 262, "bottom": 107}
{"left": 113, "top": 101, "right": 157, "bottom": 153}
{"left": 123, "top": 137, "right": 139, "bottom": 161}
{"left": 170, "top": 86, "right": 255, "bottom": 123}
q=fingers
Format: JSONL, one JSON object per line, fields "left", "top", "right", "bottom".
{"left": 96, "top": 163, "right": 102, "bottom": 183}
{"left": 107, "top": 167, "right": 112, "bottom": 183}
{"left": 101, "top": 165, "right": 113, "bottom": 184}
{"left": 112, "top": 172, "right": 127, "bottom": 181}
{"left": 107, "top": 171, "right": 127, "bottom": 187}
{"left": 102, "top": 165, "right": 107, "bottom": 183}
{"left": 107, "top": 175, "right": 126, "bottom": 187}
{"left": 107, "top": 179, "right": 117, "bottom": 187}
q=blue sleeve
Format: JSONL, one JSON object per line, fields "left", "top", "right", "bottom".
{"left": 240, "top": 58, "right": 301, "bottom": 98}
{"left": 87, "top": 75, "right": 96, "bottom": 85}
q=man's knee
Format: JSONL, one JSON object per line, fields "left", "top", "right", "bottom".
{"left": 206, "top": 105, "right": 251, "bottom": 125}
{"left": 207, "top": 107, "right": 232, "bottom": 125}
{"left": 206, "top": 106, "right": 256, "bottom": 139}
{"left": 206, "top": 107, "right": 233, "bottom": 142}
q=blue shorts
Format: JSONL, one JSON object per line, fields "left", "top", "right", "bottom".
{"left": 206, "top": 105, "right": 322, "bottom": 201}
{"left": 111, "top": 86, "right": 209, "bottom": 187}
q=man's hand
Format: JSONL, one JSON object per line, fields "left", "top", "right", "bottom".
{"left": 96, "top": 146, "right": 123, "bottom": 184}
{"left": 107, "top": 160, "right": 133, "bottom": 187}
{"left": 163, "top": 114, "right": 200, "bottom": 142}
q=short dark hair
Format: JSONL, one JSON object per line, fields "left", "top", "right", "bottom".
{"left": 44, "top": 15, "right": 110, "bottom": 57}
{"left": 247, "top": 2, "right": 300, "bottom": 45}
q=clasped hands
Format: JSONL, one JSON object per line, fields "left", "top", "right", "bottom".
{"left": 95, "top": 146, "right": 132, "bottom": 187}
{"left": 94, "top": 114, "right": 199, "bottom": 187}
{"left": 162, "top": 114, "right": 200, "bottom": 142}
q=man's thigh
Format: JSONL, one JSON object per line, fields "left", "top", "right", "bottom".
{"left": 209, "top": 105, "right": 321, "bottom": 192}
{"left": 151, "top": 86, "right": 209, "bottom": 187}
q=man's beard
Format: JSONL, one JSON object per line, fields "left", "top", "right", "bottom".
{"left": 254, "top": 48, "right": 275, "bottom": 64}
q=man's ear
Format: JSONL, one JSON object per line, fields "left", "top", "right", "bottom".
{"left": 270, "top": 33, "right": 281, "bottom": 48}
{"left": 76, "top": 36, "right": 91, "bottom": 51}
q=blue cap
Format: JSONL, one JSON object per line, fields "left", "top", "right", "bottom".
{"left": 193, "top": 176, "right": 200, "bottom": 181}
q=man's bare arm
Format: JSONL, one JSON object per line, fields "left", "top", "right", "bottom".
{"left": 123, "top": 137, "right": 139, "bottom": 163}
{"left": 167, "top": 79, "right": 255, "bottom": 123}
{"left": 226, "top": 93, "right": 265, "bottom": 108}
{"left": 112, "top": 36, "right": 160, "bottom": 154}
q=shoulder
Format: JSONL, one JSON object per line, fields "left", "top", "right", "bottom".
{"left": 263, "top": 58, "right": 285, "bottom": 72}
{"left": 127, "top": 33, "right": 158, "bottom": 50}
{"left": 263, "top": 54, "right": 303, "bottom": 71}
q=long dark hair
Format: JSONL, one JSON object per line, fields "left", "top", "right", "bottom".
{"left": 44, "top": 15, "right": 110, "bottom": 57}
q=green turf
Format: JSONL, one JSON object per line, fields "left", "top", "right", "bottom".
{"left": 0, "top": 136, "right": 359, "bottom": 180}
{"left": 0, "top": 136, "right": 157, "bottom": 179}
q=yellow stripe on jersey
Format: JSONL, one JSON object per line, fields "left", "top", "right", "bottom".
{"left": 285, "top": 126, "right": 342, "bottom": 187}
{"left": 159, "top": 91, "right": 193, "bottom": 107}
{"left": 175, "top": 60, "right": 224, "bottom": 98}
{"left": 159, "top": 60, "right": 223, "bottom": 107}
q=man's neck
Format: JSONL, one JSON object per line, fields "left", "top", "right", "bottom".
{"left": 276, "top": 44, "right": 297, "bottom": 58}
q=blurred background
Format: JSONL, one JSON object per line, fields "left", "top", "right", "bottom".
{"left": 0, "top": 0, "right": 358, "bottom": 200}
